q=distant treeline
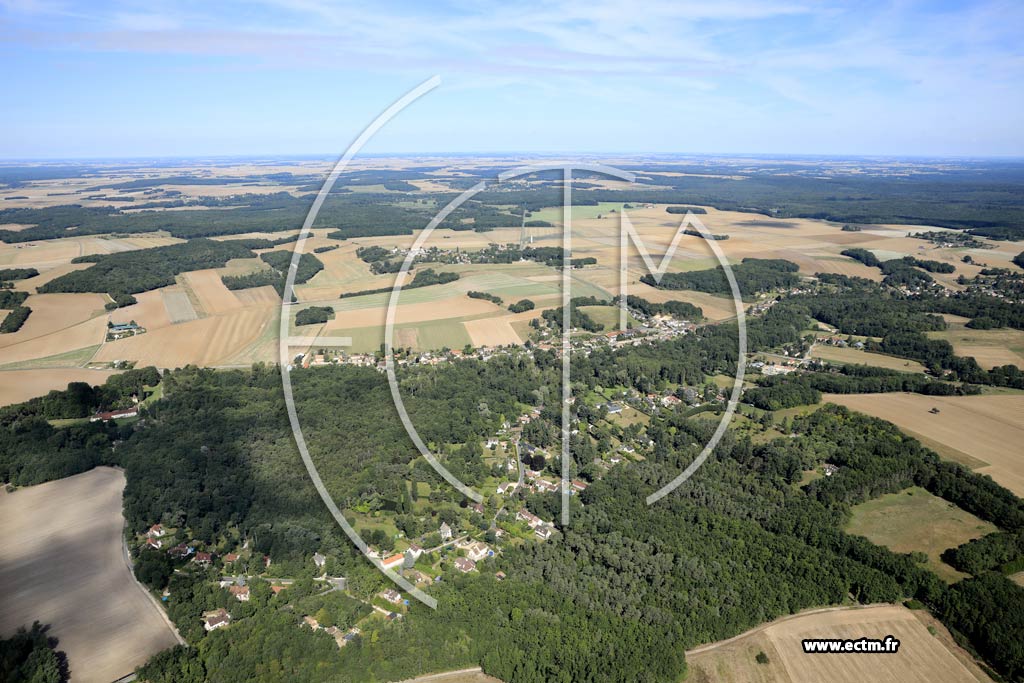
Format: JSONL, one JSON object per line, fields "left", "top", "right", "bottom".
{"left": 0, "top": 268, "right": 38, "bottom": 281}
{"left": 842, "top": 249, "right": 955, "bottom": 281}
{"left": 0, "top": 305, "right": 31, "bottom": 333}
{"left": 623, "top": 294, "right": 703, "bottom": 320}
{"left": 744, "top": 365, "right": 978, "bottom": 410}
{"left": 0, "top": 290, "right": 28, "bottom": 308}
{"left": 295, "top": 306, "right": 335, "bottom": 326}
{"left": 338, "top": 268, "right": 459, "bottom": 299}
{"left": 682, "top": 228, "right": 729, "bottom": 240}
{"left": 508, "top": 299, "right": 535, "bottom": 313}
{"left": 643, "top": 258, "right": 799, "bottom": 299}
{"left": 4, "top": 163, "right": 1024, "bottom": 245}
{"left": 222, "top": 250, "right": 324, "bottom": 295}
{"left": 223, "top": 235, "right": 297, "bottom": 250}
{"left": 37, "top": 238, "right": 254, "bottom": 306}
{"left": 467, "top": 291, "right": 502, "bottom": 305}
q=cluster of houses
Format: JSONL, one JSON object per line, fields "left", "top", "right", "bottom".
{"left": 515, "top": 509, "right": 556, "bottom": 541}
{"left": 818, "top": 335, "right": 866, "bottom": 350}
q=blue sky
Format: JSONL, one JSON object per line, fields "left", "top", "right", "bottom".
{"left": 1, "top": 0, "right": 1022, "bottom": 158}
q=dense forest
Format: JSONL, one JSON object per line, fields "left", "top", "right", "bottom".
{"left": 295, "top": 306, "right": 335, "bottom": 326}
{"left": 222, "top": 250, "right": 324, "bottom": 295}
{"left": 0, "top": 304, "right": 31, "bottom": 332}
{"left": 623, "top": 295, "right": 703, "bottom": 320}
{"left": 38, "top": 239, "right": 254, "bottom": 302}
{"left": 642, "top": 258, "right": 800, "bottom": 298}
{"left": 1, "top": 309, "right": 1022, "bottom": 680}
{"left": 0, "top": 267, "right": 39, "bottom": 280}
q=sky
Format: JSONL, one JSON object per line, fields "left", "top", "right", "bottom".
{"left": 1, "top": 0, "right": 1022, "bottom": 159}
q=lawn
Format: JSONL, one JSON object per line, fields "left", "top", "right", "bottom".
{"left": 576, "top": 305, "right": 639, "bottom": 332}
{"left": 845, "top": 486, "right": 998, "bottom": 582}
{"left": 810, "top": 344, "right": 927, "bottom": 373}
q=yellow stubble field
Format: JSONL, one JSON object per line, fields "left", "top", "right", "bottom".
{"left": 686, "top": 604, "right": 992, "bottom": 683}
{"left": 824, "top": 393, "right": 1024, "bottom": 496}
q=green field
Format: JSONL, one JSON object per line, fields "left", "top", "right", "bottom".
{"left": 810, "top": 344, "right": 928, "bottom": 373}
{"left": 576, "top": 305, "right": 638, "bottom": 332}
{"left": 846, "top": 486, "right": 998, "bottom": 583}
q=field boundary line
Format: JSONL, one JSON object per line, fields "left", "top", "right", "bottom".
{"left": 395, "top": 666, "right": 485, "bottom": 683}
{"left": 685, "top": 603, "right": 891, "bottom": 656}
{"left": 120, "top": 517, "right": 186, "bottom": 647}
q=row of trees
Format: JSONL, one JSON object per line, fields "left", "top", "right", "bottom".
{"left": 643, "top": 258, "right": 800, "bottom": 299}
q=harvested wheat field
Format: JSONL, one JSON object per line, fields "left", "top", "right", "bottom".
{"left": 824, "top": 393, "right": 1024, "bottom": 496}
{"left": 0, "top": 293, "right": 109, "bottom": 366}
{"left": 686, "top": 604, "right": 991, "bottom": 683}
{"left": 0, "top": 467, "right": 181, "bottom": 682}
{"left": 464, "top": 316, "right": 523, "bottom": 347}
{"left": 94, "top": 305, "right": 276, "bottom": 368}
{"left": 0, "top": 368, "right": 121, "bottom": 407}
{"left": 109, "top": 289, "right": 173, "bottom": 331}
{"left": 0, "top": 234, "right": 180, "bottom": 270}
{"left": 179, "top": 268, "right": 243, "bottom": 315}
{"left": 11, "top": 262, "right": 91, "bottom": 292}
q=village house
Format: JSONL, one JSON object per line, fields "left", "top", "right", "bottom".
{"left": 313, "top": 552, "right": 326, "bottom": 569}
{"left": 202, "top": 608, "right": 231, "bottom": 632}
{"left": 223, "top": 553, "right": 239, "bottom": 564}
{"left": 146, "top": 523, "right": 166, "bottom": 538}
{"left": 303, "top": 615, "right": 320, "bottom": 630}
{"left": 823, "top": 463, "right": 840, "bottom": 476}
{"left": 228, "top": 585, "right": 250, "bottom": 602}
{"left": 465, "top": 542, "right": 492, "bottom": 563}
{"left": 381, "top": 588, "right": 403, "bottom": 605}
{"left": 439, "top": 522, "right": 453, "bottom": 541}
{"left": 167, "top": 543, "right": 193, "bottom": 559}
{"left": 534, "top": 526, "right": 554, "bottom": 541}
{"left": 146, "top": 538, "right": 163, "bottom": 550}
{"left": 270, "top": 585, "right": 286, "bottom": 596}
{"left": 193, "top": 551, "right": 213, "bottom": 566}
{"left": 381, "top": 553, "right": 404, "bottom": 571}
{"left": 90, "top": 407, "right": 139, "bottom": 422}
{"left": 469, "top": 502, "right": 485, "bottom": 515}
{"left": 516, "top": 509, "right": 543, "bottom": 529}
{"left": 453, "top": 557, "right": 476, "bottom": 573}
{"left": 571, "top": 479, "right": 588, "bottom": 493}
{"left": 533, "top": 479, "right": 558, "bottom": 494}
